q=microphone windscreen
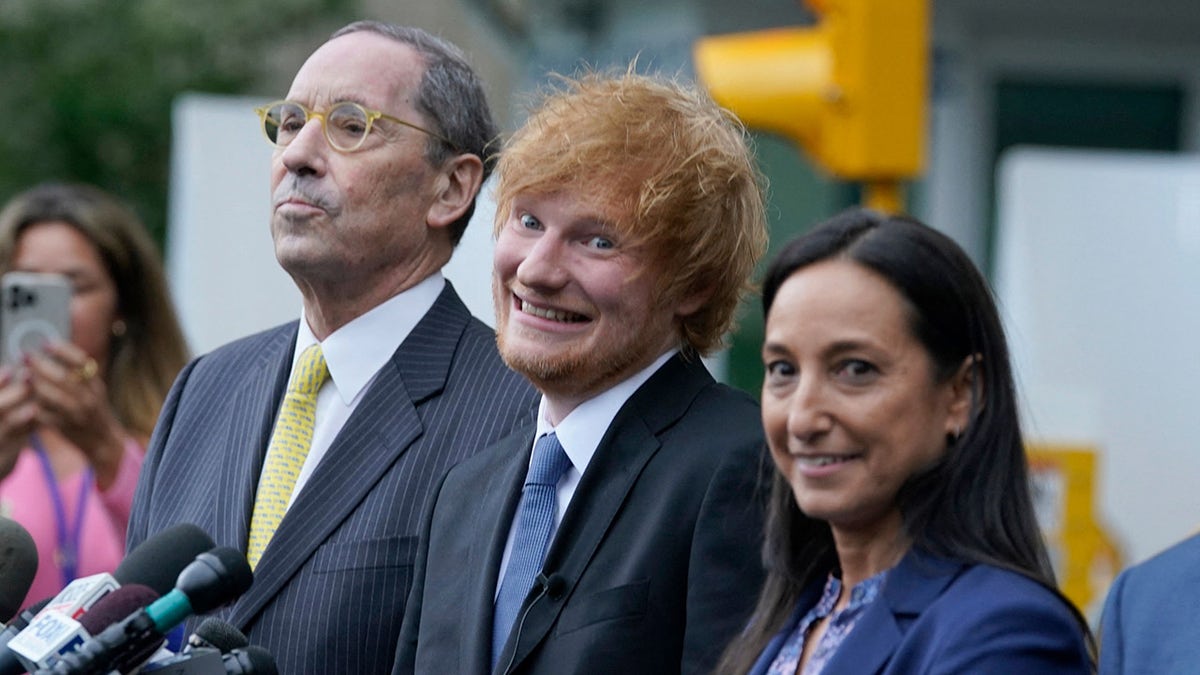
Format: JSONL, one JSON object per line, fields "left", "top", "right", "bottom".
{"left": 0, "top": 517, "right": 37, "bottom": 622}
{"left": 224, "top": 645, "right": 278, "bottom": 675}
{"left": 118, "top": 523, "right": 216, "bottom": 596}
{"left": 190, "top": 617, "right": 248, "bottom": 653}
{"left": 178, "top": 547, "right": 252, "bottom": 615}
{"left": 79, "top": 583, "right": 160, "bottom": 635}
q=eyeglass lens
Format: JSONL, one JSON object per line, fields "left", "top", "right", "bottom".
{"left": 263, "top": 102, "right": 372, "bottom": 151}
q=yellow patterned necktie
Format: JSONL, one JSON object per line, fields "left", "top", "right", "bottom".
{"left": 246, "top": 343, "right": 329, "bottom": 570}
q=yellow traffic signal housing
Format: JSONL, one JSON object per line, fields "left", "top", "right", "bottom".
{"left": 695, "top": 0, "right": 927, "bottom": 193}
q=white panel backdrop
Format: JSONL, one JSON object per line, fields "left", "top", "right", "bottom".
{"left": 995, "top": 147, "right": 1200, "bottom": 566}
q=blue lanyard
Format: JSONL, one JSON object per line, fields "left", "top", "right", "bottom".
{"left": 31, "top": 433, "right": 92, "bottom": 588}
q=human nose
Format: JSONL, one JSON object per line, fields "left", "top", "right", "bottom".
{"left": 785, "top": 375, "right": 833, "bottom": 446}
{"left": 279, "top": 114, "right": 329, "bottom": 176}
{"left": 515, "top": 233, "right": 570, "bottom": 291}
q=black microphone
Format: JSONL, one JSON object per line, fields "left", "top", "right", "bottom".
{"left": 0, "top": 598, "right": 50, "bottom": 674}
{"left": 499, "top": 573, "right": 569, "bottom": 674}
{"left": 115, "top": 524, "right": 216, "bottom": 597}
{"left": 221, "top": 646, "right": 277, "bottom": 675}
{"left": 186, "top": 618, "right": 248, "bottom": 654}
{"left": 535, "top": 572, "right": 567, "bottom": 600}
{"left": 139, "top": 647, "right": 224, "bottom": 675}
{"left": 0, "top": 517, "right": 38, "bottom": 623}
{"left": 142, "top": 618, "right": 263, "bottom": 674}
{"left": 141, "top": 644, "right": 278, "bottom": 675}
{"left": 0, "top": 598, "right": 50, "bottom": 642}
{"left": 42, "top": 546, "right": 253, "bottom": 675}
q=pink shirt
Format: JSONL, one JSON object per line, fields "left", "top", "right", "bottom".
{"left": 0, "top": 439, "right": 143, "bottom": 609}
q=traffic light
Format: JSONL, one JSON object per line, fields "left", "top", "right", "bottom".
{"left": 694, "top": 0, "right": 927, "bottom": 213}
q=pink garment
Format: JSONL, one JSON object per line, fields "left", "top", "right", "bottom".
{"left": 0, "top": 439, "right": 143, "bottom": 609}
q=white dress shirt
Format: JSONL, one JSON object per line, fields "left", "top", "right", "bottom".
{"left": 260, "top": 272, "right": 444, "bottom": 512}
{"left": 495, "top": 349, "right": 677, "bottom": 595}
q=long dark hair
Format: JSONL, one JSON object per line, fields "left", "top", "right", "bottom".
{"left": 718, "top": 208, "right": 1087, "bottom": 673}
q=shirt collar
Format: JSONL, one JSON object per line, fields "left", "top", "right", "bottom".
{"left": 295, "top": 272, "right": 444, "bottom": 405}
{"left": 534, "top": 349, "right": 677, "bottom": 477}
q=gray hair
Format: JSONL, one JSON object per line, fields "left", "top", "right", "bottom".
{"left": 330, "top": 21, "right": 497, "bottom": 243}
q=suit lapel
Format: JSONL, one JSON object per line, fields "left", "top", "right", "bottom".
{"left": 505, "top": 355, "right": 716, "bottom": 671}
{"left": 464, "top": 426, "right": 533, "bottom": 675}
{"left": 822, "top": 552, "right": 965, "bottom": 674}
{"left": 229, "top": 286, "right": 472, "bottom": 629}
{"left": 214, "top": 324, "right": 296, "bottom": 552}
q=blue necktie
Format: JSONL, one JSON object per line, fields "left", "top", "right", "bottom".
{"left": 492, "top": 433, "right": 572, "bottom": 669}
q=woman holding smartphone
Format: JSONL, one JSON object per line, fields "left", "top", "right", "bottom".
{"left": 0, "top": 182, "right": 189, "bottom": 607}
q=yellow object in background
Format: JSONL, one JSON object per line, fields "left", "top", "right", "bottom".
{"left": 693, "top": 0, "right": 927, "bottom": 212}
{"left": 1027, "top": 445, "right": 1122, "bottom": 622}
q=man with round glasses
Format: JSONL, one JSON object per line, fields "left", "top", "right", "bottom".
{"left": 128, "top": 20, "right": 537, "bottom": 673}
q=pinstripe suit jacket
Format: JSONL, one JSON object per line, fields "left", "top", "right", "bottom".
{"left": 128, "top": 282, "right": 537, "bottom": 674}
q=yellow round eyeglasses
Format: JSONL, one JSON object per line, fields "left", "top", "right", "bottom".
{"left": 254, "top": 100, "right": 457, "bottom": 153}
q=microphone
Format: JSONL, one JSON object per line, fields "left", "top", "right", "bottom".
{"left": 140, "top": 644, "right": 277, "bottom": 675}
{"left": 78, "top": 585, "right": 160, "bottom": 638}
{"left": 498, "top": 573, "right": 569, "bottom": 674}
{"left": 0, "top": 598, "right": 50, "bottom": 643}
{"left": 139, "top": 618, "right": 249, "bottom": 674}
{"left": 221, "top": 645, "right": 277, "bottom": 675}
{"left": 115, "top": 524, "right": 215, "bottom": 597}
{"left": 139, "top": 648, "right": 224, "bottom": 675}
{"left": 8, "top": 585, "right": 157, "bottom": 672}
{"left": 144, "top": 618, "right": 276, "bottom": 675}
{"left": 2, "top": 572, "right": 123, "bottom": 675}
{"left": 36, "top": 573, "right": 120, "bottom": 622}
{"left": 114, "top": 523, "right": 216, "bottom": 653}
{"left": 1, "top": 524, "right": 217, "bottom": 675}
{"left": 535, "top": 572, "right": 567, "bottom": 600}
{"left": 0, "top": 517, "right": 38, "bottom": 623}
{"left": 0, "top": 598, "right": 50, "bottom": 674}
{"left": 43, "top": 546, "right": 253, "bottom": 674}
{"left": 186, "top": 618, "right": 248, "bottom": 654}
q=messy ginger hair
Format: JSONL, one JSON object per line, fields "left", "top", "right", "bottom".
{"left": 494, "top": 69, "right": 768, "bottom": 355}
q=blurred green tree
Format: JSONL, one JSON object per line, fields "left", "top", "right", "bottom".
{"left": 0, "top": 0, "right": 354, "bottom": 247}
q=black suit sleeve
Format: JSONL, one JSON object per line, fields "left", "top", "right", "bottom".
{"left": 682, "top": 436, "right": 768, "bottom": 673}
{"left": 392, "top": 462, "right": 452, "bottom": 675}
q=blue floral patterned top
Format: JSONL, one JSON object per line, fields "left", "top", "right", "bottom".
{"left": 765, "top": 569, "right": 888, "bottom": 675}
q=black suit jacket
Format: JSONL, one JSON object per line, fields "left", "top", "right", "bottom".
{"left": 395, "top": 354, "right": 767, "bottom": 674}
{"left": 127, "top": 283, "right": 538, "bottom": 674}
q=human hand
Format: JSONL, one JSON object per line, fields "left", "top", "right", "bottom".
{"left": 25, "top": 342, "right": 126, "bottom": 489}
{"left": 0, "top": 365, "right": 37, "bottom": 481}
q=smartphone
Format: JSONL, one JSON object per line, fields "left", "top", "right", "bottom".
{"left": 0, "top": 272, "right": 72, "bottom": 365}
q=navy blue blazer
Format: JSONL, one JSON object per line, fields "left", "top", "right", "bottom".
{"left": 1101, "top": 532, "right": 1200, "bottom": 674}
{"left": 128, "top": 283, "right": 537, "bottom": 674}
{"left": 394, "top": 354, "right": 768, "bottom": 675}
{"left": 748, "top": 552, "right": 1091, "bottom": 674}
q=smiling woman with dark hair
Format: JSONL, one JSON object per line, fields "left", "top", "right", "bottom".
{"left": 717, "top": 208, "right": 1093, "bottom": 674}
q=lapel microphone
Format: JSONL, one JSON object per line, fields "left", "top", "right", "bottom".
{"left": 497, "top": 572, "right": 570, "bottom": 674}
{"left": 535, "top": 573, "right": 567, "bottom": 600}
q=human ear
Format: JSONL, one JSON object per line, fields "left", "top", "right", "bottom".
{"left": 674, "top": 284, "right": 713, "bottom": 319}
{"left": 427, "top": 153, "right": 484, "bottom": 229}
{"left": 945, "top": 354, "right": 982, "bottom": 440}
